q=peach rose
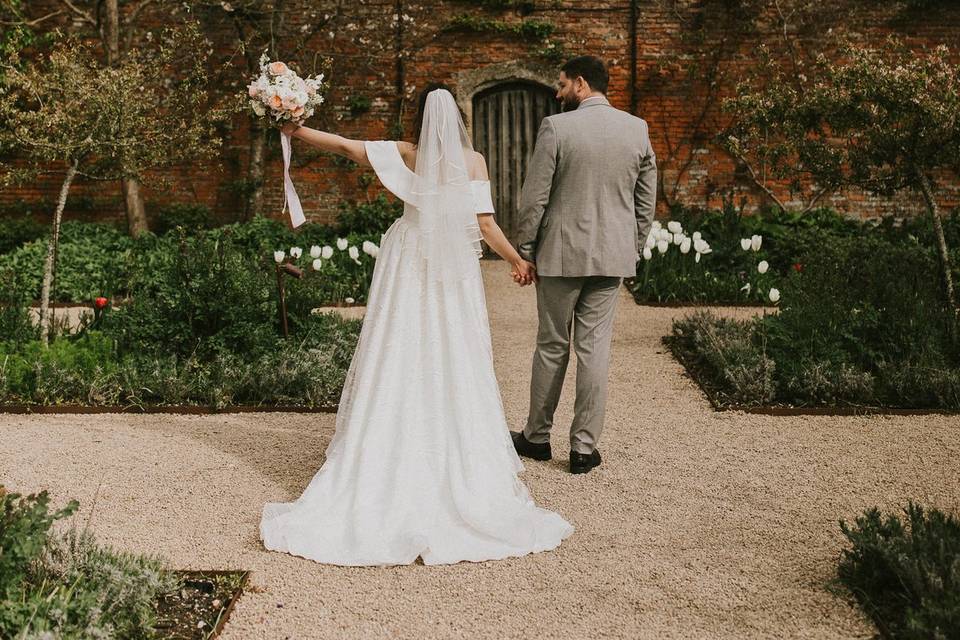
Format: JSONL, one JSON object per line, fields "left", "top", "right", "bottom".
{"left": 292, "top": 105, "right": 305, "bottom": 118}
{"left": 269, "top": 94, "right": 283, "bottom": 109}
{"left": 247, "top": 83, "right": 259, "bottom": 98}
{"left": 268, "top": 61, "right": 289, "bottom": 76}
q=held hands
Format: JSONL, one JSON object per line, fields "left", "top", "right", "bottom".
{"left": 510, "top": 259, "right": 538, "bottom": 287}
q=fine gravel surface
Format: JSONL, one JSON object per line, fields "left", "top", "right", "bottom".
{"left": 4, "top": 260, "right": 959, "bottom": 639}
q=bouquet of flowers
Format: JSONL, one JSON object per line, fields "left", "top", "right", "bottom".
{"left": 246, "top": 53, "right": 327, "bottom": 228}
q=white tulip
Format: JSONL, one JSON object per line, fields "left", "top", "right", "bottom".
{"left": 667, "top": 220, "right": 682, "bottom": 234}
{"left": 651, "top": 220, "right": 662, "bottom": 231}
{"left": 336, "top": 238, "right": 349, "bottom": 251}
{"left": 740, "top": 282, "right": 751, "bottom": 293}
{"left": 680, "top": 238, "right": 692, "bottom": 254}
{"left": 693, "top": 238, "right": 708, "bottom": 254}
{"left": 751, "top": 234, "right": 762, "bottom": 251}
{"left": 692, "top": 231, "right": 702, "bottom": 241}
{"left": 321, "top": 246, "right": 334, "bottom": 260}
{"left": 273, "top": 250, "right": 285, "bottom": 263}
{"left": 362, "top": 240, "right": 378, "bottom": 256}
{"left": 740, "top": 238, "right": 752, "bottom": 251}
{"left": 658, "top": 228, "right": 672, "bottom": 241}
{"left": 348, "top": 246, "right": 360, "bottom": 260}
{"left": 644, "top": 232, "right": 657, "bottom": 249}
{"left": 769, "top": 288, "right": 781, "bottom": 303}
{"left": 673, "top": 233, "right": 684, "bottom": 246}
{"left": 312, "top": 258, "right": 323, "bottom": 271}
{"left": 310, "top": 245, "right": 322, "bottom": 258}
{"left": 290, "top": 246, "right": 302, "bottom": 259}
{"left": 656, "top": 239, "right": 669, "bottom": 254}
{"left": 695, "top": 252, "right": 702, "bottom": 263}
{"left": 757, "top": 260, "right": 769, "bottom": 274}
{"left": 642, "top": 246, "right": 653, "bottom": 260}
{"left": 369, "top": 246, "right": 379, "bottom": 259}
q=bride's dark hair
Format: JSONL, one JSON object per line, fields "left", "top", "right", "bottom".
{"left": 412, "top": 82, "right": 467, "bottom": 143}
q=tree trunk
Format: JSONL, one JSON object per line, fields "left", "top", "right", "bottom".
{"left": 122, "top": 176, "right": 149, "bottom": 237}
{"left": 104, "top": 0, "right": 120, "bottom": 65}
{"left": 246, "top": 118, "right": 267, "bottom": 220}
{"left": 917, "top": 171, "right": 959, "bottom": 333}
{"left": 39, "top": 158, "right": 79, "bottom": 346}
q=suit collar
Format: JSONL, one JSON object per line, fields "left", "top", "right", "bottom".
{"left": 576, "top": 95, "right": 610, "bottom": 110}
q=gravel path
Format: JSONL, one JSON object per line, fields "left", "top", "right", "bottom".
{"left": 4, "top": 260, "right": 959, "bottom": 639}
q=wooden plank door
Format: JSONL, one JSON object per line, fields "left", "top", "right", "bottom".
{"left": 472, "top": 82, "right": 560, "bottom": 250}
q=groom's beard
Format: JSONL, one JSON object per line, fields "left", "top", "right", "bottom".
{"left": 560, "top": 96, "right": 580, "bottom": 112}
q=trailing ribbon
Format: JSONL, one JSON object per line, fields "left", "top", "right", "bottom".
{"left": 280, "top": 131, "right": 306, "bottom": 228}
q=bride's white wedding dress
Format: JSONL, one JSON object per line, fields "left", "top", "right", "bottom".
{"left": 259, "top": 94, "right": 574, "bottom": 566}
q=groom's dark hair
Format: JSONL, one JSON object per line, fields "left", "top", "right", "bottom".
{"left": 412, "top": 82, "right": 466, "bottom": 143}
{"left": 561, "top": 56, "right": 609, "bottom": 94}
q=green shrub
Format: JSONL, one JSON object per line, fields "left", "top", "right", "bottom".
{"left": 0, "top": 490, "right": 176, "bottom": 638}
{"left": 0, "top": 221, "right": 134, "bottom": 302}
{"left": 334, "top": 194, "right": 402, "bottom": 236}
{"left": 0, "top": 268, "right": 35, "bottom": 346}
{"left": 0, "top": 215, "right": 46, "bottom": 255}
{"left": 667, "top": 310, "right": 776, "bottom": 406}
{"left": 766, "top": 235, "right": 959, "bottom": 407}
{"left": 838, "top": 503, "right": 960, "bottom": 640}
{"left": 152, "top": 202, "right": 216, "bottom": 235}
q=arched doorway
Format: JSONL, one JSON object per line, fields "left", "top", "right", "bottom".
{"left": 472, "top": 81, "right": 560, "bottom": 249}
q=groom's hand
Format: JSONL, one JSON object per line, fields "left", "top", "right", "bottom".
{"left": 511, "top": 260, "right": 538, "bottom": 287}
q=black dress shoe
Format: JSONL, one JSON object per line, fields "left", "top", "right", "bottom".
{"left": 569, "top": 449, "right": 601, "bottom": 474}
{"left": 510, "top": 431, "right": 552, "bottom": 461}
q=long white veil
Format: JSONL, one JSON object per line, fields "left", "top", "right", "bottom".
{"left": 409, "top": 88, "right": 483, "bottom": 283}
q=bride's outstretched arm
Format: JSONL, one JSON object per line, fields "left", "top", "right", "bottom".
{"left": 281, "top": 122, "right": 370, "bottom": 167}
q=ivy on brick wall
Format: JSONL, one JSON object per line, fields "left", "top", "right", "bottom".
{"left": 443, "top": 15, "right": 565, "bottom": 63}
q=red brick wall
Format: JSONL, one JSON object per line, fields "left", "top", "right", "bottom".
{"left": 4, "top": 0, "right": 960, "bottom": 228}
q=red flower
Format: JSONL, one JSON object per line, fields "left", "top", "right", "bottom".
{"left": 792, "top": 262, "right": 804, "bottom": 273}
{"left": 94, "top": 296, "right": 109, "bottom": 310}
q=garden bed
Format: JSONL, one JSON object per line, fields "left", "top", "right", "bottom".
{"left": 665, "top": 334, "right": 960, "bottom": 416}
{"left": 0, "top": 403, "right": 338, "bottom": 414}
{"left": 155, "top": 570, "right": 249, "bottom": 640}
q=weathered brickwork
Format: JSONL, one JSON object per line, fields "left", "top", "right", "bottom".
{"left": 4, "top": 1, "right": 960, "bottom": 227}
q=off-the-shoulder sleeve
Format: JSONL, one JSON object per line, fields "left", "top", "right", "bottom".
{"left": 471, "top": 180, "right": 495, "bottom": 214}
{"left": 364, "top": 140, "right": 415, "bottom": 203}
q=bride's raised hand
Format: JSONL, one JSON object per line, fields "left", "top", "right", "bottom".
{"left": 281, "top": 121, "right": 302, "bottom": 136}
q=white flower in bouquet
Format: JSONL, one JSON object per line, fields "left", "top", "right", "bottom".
{"left": 769, "top": 287, "right": 781, "bottom": 302}
{"left": 336, "top": 238, "right": 349, "bottom": 251}
{"left": 310, "top": 245, "right": 322, "bottom": 258}
{"left": 273, "top": 250, "right": 285, "bottom": 263}
{"left": 680, "top": 237, "right": 692, "bottom": 254}
{"left": 740, "top": 238, "right": 752, "bottom": 251}
{"left": 290, "top": 246, "right": 302, "bottom": 259}
{"left": 751, "top": 234, "right": 763, "bottom": 251}
{"left": 656, "top": 239, "right": 669, "bottom": 254}
{"left": 312, "top": 258, "right": 323, "bottom": 271}
{"left": 667, "top": 220, "right": 682, "bottom": 234}
{"left": 757, "top": 260, "right": 769, "bottom": 274}
{"left": 321, "top": 245, "right": 334, "bottom": 260}
{"left": 642, "top": 246, "right": 653, "bottom": 260}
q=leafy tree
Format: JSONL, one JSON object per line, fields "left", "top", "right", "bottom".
{"left": 723, "top": 38, "right": 960, "bottom": 327}
{"left": 0, "top": 28, "right": 226, "bottom": 343}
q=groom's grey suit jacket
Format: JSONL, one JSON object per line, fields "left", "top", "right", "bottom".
{"left": 515, "top": 96, "right": 657, "bottom": 277}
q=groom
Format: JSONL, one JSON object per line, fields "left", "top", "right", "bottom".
{"left": 510, "top": 55, "right": 657, "bottom": 474}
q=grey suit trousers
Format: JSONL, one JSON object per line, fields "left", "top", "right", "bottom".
{"left": 523, "top": 274, "right": 622, "bottom": 455}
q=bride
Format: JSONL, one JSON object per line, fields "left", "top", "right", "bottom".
{"left": 259, "top": 84, "right": 574, "bottom": 566}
